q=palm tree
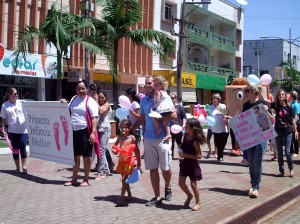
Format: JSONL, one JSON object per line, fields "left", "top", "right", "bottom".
{"left": 95, "top": 0, "right": 175, "bottom": 108}
{"left": 13, "top": 3, "right": 107, "bottom": 99}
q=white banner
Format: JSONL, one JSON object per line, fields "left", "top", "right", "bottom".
{"left": 230, "top": 103, "right": 277, "bottom": 151}
{"left": 23, "top": 101, "right": 74, "bottom": 165}
{"left": 0, "top": 43, "right": 58, "bottom": 79}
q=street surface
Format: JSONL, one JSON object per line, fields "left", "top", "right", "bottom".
{"left": 0, "top": 138, "right": 299, "bottom": 224}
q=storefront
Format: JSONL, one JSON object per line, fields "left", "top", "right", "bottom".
{"left": 92, "top": 72, "right": 146, "bottom": 103}
{"left": 153, "top": 70, "right": 197, "bottom": 103}
{"left": 0, "top": 43, "right": 57, "bottom": 104}
{"left": 196, "top": 73, "right": 227, "bottom": 104}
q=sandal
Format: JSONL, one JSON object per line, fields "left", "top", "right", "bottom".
{"left": 64, "top": 180, "right": 79, "bottom": 186}
{"left": 192, "top": 204, "right": 201, "bottom": 211}
{"left": 80, "top": 181, "right": 90, "bottom": 187}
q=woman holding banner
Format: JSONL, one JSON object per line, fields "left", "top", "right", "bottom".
{"left": 63, "top": 81, "right": 99, "bottom": 187}
{"left": 0, "top": 87, "right": 28, "bottom": 173}
{"left": 242, "top": 84, "right": 274, "bottom": 198}
{"left": 274, "top": 90, "right": 297, "bottom": 178}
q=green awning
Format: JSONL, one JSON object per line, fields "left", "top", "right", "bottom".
{"left": 196, "top": 74, "right": 226, "bottom": 91}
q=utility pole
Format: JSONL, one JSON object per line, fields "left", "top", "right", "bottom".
{"left": 172, "top": 1, "right": 210, "bottom": 102}
{"left": 80, "top": 0, "right": 94, "bottom": 85}
{"left": 176, "top": 0, "right": 186, "bottom": 103}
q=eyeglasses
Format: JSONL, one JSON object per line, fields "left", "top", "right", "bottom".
{"left": 171, "top": 96, "right": 176, "bottom": 99}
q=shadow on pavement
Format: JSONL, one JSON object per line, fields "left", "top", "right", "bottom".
{"left": 0, "top": 170, "right": 66, "bottom": 185}
{"left": 220, "top": 170, "right": 246, "bottom": 175}
{"left": 199, "top": 160, "right": 242, "bottom": 167}
{"left": 94, "top": 195, "right": 148, "bottom": 206}
{"left": 208, "top": 187, "right": 247, "bottom": 196}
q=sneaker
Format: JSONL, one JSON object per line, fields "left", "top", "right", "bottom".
{"left": 149, "top": 110, "right": 162, "bottom": 118}
{"left": 249, "top": 190, "right": 258, "bottom": 198}
{"left": 145, "top": 197, "right": 162, "bottom": 207}
{"left": 165, "top": 187, "right": 173, "bottom": 201}
{"left": 293, "top": 153, "right": 298, "bottom": 158}
{"left": 290, "top": 170, "right": 295, "bottom": 177}
{"left": 240, "top": 159, "right": 249, "bottom": 167}
{"left": 248, "top": 188, "right": 253, "bottom": 196}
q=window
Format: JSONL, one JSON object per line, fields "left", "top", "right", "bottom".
{"left": 165, "top": 3, "right": 172, "bottom": 21}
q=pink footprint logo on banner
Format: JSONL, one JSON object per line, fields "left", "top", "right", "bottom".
{"left": 53, "top": 122, "right": 60, "bottom": 151}
{"left": 60, "top": 115, "right": 69, "bottom": 145}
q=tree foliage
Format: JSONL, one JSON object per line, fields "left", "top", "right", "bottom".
{"left": 95, "top": 0, "right": 175, "bottom": 108}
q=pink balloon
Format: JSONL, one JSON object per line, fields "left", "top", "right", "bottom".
{"left": 171, "top": 125, "right": 182, "bottom": 134}
{"left": 118, "top": 95, "right": 131, "bottom": 109}
{"left": 260, "top": 74, "right": 272, "bottom": 85}
{"left": 198, "top": 114, "right": 206, "bottom": 124}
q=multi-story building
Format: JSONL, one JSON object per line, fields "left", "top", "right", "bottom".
{"left": 0, "top": 0, "right": 98, "bottom": 102}
{"left": 0, "top": 0, "right": 244, "bottom": 105}
{"left": 0, "top": 0, "right": 156, "bottom": 103}
{"left": 243, "top": 39, "right": 300, "bottom": 90}
{"left": 153, "top": 0, "right": 244, "bottom": 104}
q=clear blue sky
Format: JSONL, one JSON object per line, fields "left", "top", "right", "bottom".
{"left": 227, "top": 0, "right": 300, "bottom": 41}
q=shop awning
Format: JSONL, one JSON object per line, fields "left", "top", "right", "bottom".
{"left": 182, "top": 92, "right": 197, "bottom": 102}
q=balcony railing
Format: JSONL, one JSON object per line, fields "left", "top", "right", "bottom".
{"left": 187, "top": 60, "right": 235, "bottom": 76}
{"left": 187, "top": 24, "right": 235, "bottom": 53}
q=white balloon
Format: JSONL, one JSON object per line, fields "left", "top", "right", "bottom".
{"left": 260, "top": 74, "right": 272, "bottom": 85}
{"left": 118, "top": 95, "right": 131, "bottom": 109}
{"left": 198, "top": 114, "right": 206, "bottom": 124}
{"left": 171, "top": 125, "right": 182, "bottom": 134}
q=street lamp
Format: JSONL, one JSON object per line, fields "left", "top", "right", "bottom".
{"left": 260, "top": 29, "right": 300, "bottom": 84}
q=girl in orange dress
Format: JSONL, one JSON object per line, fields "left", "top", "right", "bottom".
{"left": 112, "top": 119, "right": 141, "bottom": 206}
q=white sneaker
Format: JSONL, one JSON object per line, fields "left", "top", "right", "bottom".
{"left": 293, "top": 153, "right": 298, "bottom": 158}
{"left": 249, "top": 190, "right": 258, "bottom": 198}
{"left": 149, "top": 110, "right": 162, "bottom": 118}
{"left": 248, "top": 188, "right": 253, "bottom": 196}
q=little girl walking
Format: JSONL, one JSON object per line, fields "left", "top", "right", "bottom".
{"left": 112, "top": 119, "right": 141, "bottom": 207}
{"left": 178, "top": 118, "right": 206, "bottom": 211}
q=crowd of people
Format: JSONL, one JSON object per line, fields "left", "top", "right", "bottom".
{"left": 0, "top": 76, "right": 299, "bottom": 210}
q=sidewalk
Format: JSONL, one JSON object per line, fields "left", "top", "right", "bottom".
{"left": 0, "top": 138, "right": 299, "bottom": 224}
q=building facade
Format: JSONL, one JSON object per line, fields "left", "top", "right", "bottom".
{"left": 243, "top": 39, "right": 300, "bottom": 85}
{"left": 0, "top": 0, "right": 244, "bottom": 105}
{"left": 153, "top": 0, "right": 244, "bottom": 104}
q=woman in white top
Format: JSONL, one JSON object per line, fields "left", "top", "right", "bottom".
{"left": 63, "top": 81, "right": 99, "bottom": 187}
{"left": 95, "top": 90, "right": 113, "bottom": 180}
{"left": 1, "top": 87, "right": 28, "bottom": 173}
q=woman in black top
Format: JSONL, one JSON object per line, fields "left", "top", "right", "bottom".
{"left": 274, "top": 89, "right": 298, "bottom": 177}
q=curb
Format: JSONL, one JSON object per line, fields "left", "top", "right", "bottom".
{"left": 218, "top": 183, "right": 300, "bottom": 224}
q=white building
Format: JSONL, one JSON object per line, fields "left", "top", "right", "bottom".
{"left": 153, "top": 0, "right": 244, "bottom": 104}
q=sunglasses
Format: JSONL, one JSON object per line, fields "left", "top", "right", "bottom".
{"left": 171, "top": 97, "right": 176, "bottom": 99}
{"left": 12, "top": 93, "right": 18, "bottom": 96}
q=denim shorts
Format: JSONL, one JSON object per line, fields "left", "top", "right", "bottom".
{"left": 73, "top": 128, "right": 93, "bottom": 157}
